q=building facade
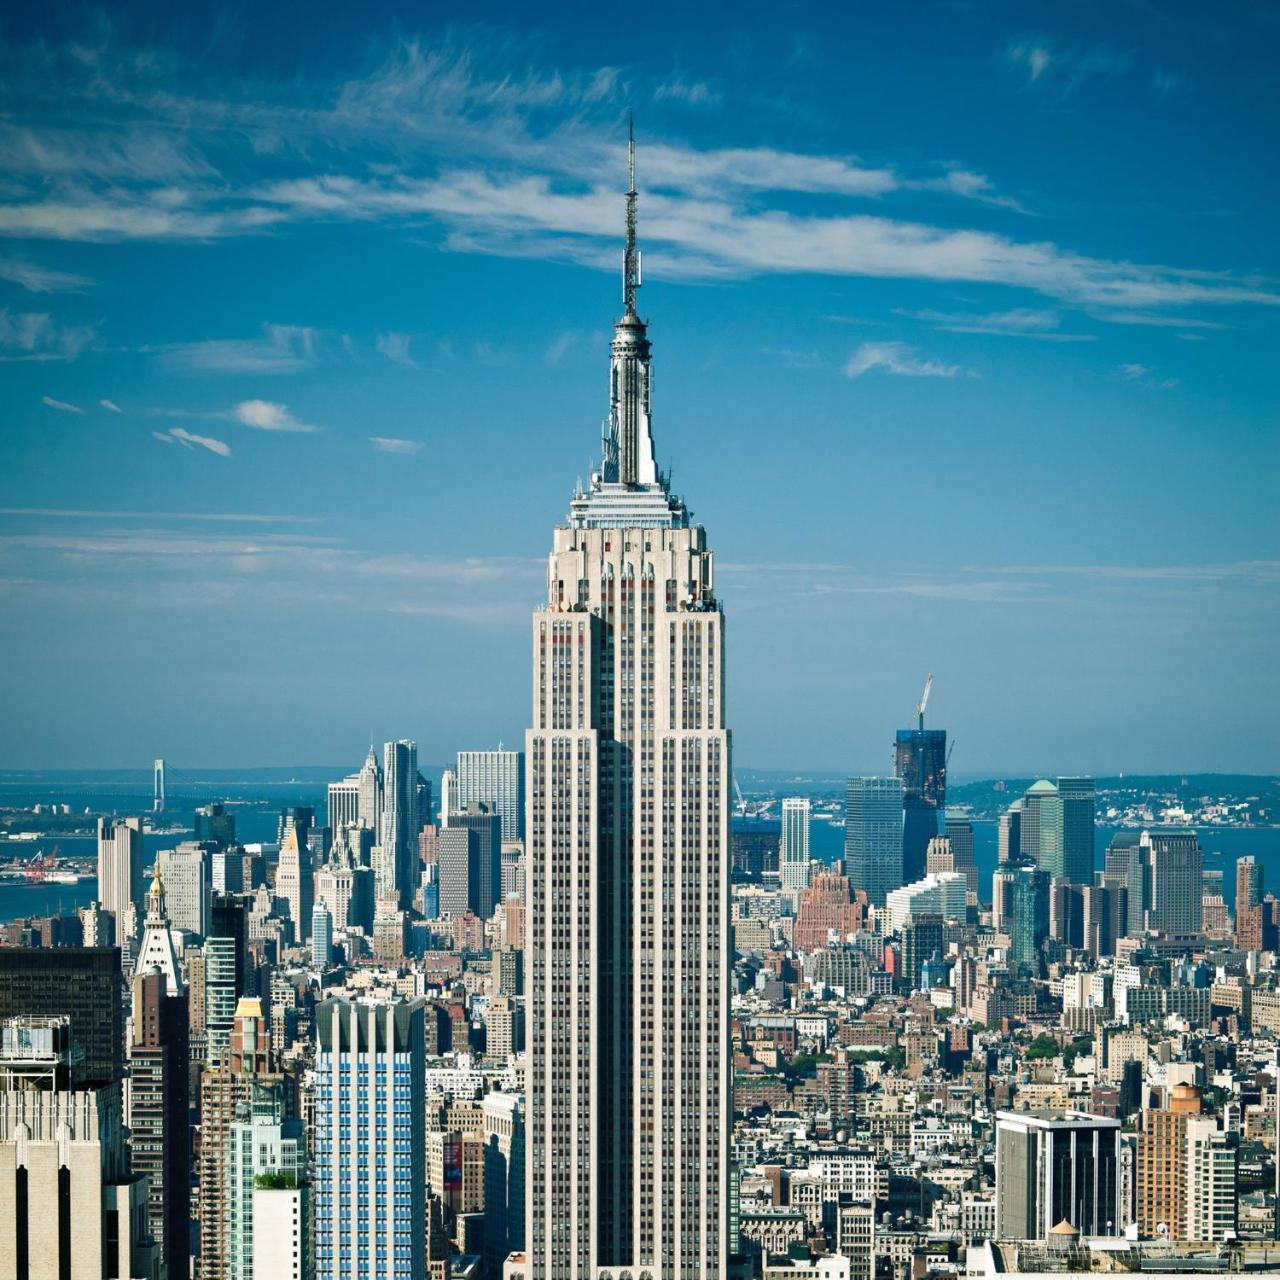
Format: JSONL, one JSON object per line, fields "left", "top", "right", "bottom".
{"left": 314, "top": 999, "right": 426, "bottom": 1280}
{"left": 525, "top": 134, "right": 730, "bottom": 1279}
{"left": 844, "top": 778, "right": 903, "bottom": 908}
{"left": 457, "top": 748, "right": 526, "bottom": 842}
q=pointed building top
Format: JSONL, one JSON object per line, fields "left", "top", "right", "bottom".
{"left": 622, "top": 114, "right": 641, "bottom": 318}
{"left": 566, "top": 119, "right": 689, "bottom": 529}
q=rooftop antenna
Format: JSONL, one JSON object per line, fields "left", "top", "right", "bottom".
{"left": 623, "top": 113, "right": 641, "bottom": 314}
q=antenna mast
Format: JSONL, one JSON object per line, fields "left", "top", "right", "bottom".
{"left": 623, "top": 114, "right": 641, "bottom": 313}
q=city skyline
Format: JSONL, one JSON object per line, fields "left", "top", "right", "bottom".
{"left": 1, "top": 3, "right": 1276, "bottom": 774}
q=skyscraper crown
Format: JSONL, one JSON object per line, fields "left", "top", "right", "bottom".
{"left": 569, "top": 121, "right": 689, "bottom": 530}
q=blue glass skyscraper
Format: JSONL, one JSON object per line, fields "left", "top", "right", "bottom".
{"left": 894, "top": 727, "right": 947, "bottom": 883}
{"left": 314, "top": 998, "right": 425, "bottom": 1280}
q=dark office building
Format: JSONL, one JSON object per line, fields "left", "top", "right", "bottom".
{"left": 901, "top": 913, "right": 945, "bottom": 994}
{"left": 129, "top": 968, "right": 190, "bottom": 1278}
{"left": 731, "top": 822, "right": 781, "bottom": 881}
{"left": 1008, "top": 864, "right": 1050, "bottom": 979}
{"left": 996, "top": 1110, "right": 1120, "bottom": 1239}
{"left": 194, "top": 801, "right": 237, "bottom": 850}
{"left": 441, "top": 804, "right": 503, "bottom": 920}
{"left": 895, "top": 727, "right": 947, "bottom": 883}
{"left": 0, "top": 946, "right": 123, "bottom": 1087}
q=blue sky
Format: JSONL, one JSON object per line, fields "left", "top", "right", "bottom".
{"left": 0, "top": 1, "right": 1276, "bottom": 773}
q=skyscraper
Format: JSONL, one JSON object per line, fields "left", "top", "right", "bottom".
{"left": 314, "top": 999, "right": 426, "bottom": 1280}
{"left": 0, "top": 947, "right": 123, "bottom": 1089}
{"left": 198, "top": 998, "right": 282, "bottom": 1279}
{"left": 525, "top": 131, "right": 729, "bottom": 1278}
{"left": 206, "top": 894, "right": 248, "bottom": 1058}
{"left": 311, "top": 899, "right": 333, "bottom": 968}
{"left": 229, "top": 1082, "right": 305, "bottom": 1280}
{"left": 381, "top": 739, "right": 419, "bottom": 909}
{"left": 357, "top": 745, "right": 384, "bottom": 831}
{"left": 443, "top": 803, "right": 503, "bottom": 920}
{"left": 894, "top": 728, "right": 946, "bottom": 884}
{"left": 134, "top": 872, "right": 183, "bottom": 996}
{"left": 1021, "top": 780, "right": 1063, "bottom": 879}
{"left": 129, "top": 963, "right": 190, "bottom": 1280}
{"left": 276, "top": 822, "right": 314, "bottom": 945}
{"left": 326, "top": 774, "right": 361, "bottom": 831}
{"left": 997, "top": 800, "right": 1022, "bottom": 865}
{"left": 1059, "top": 777, "right": 1096, "bottom": 886}
{"left": 943, "top": 811, "right": 978, "bottom": 897}
{"left": 995, "top": 1110, "right": 1120, "bottom": 1240}
{"left": 195, "top": 802, "right": 237, "bottom": 849}
{"left": 0, "top": 1016, "right": 155, "bottom": 1280}
{"left": 1235, "top": 855, "right": 1265, "bottom": 951}
{"left": 780, "top": 796, "right": 812, "bottom": 894}
{"left": 844, "top": 777, "right": 904, "bottom": 908}
{"left": 97, "top": 815, "right": 143, "bottom": 948}
{"left": 156, "top": 841, "right": 212, "bottom": 937}
{"left": 457, "top": 747, "right": 526, "bottom": 842}
{"left": 1144, "top": 829, "right": 1203, "bottom": 936}
{"left": 1104, "top": 832, "right": 1147, "bottom": 937}
{"left": 1008, "top": 863, "right": 1050, "bottom": 978}
{"left": 1185, "top": 1115, "right": 1238, "bottom": 1242}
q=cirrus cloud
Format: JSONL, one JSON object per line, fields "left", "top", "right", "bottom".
{"left": 233, "top": 399, "right": 319, "bottom": 432}
{"left": 370, "top": 436, "right": 422, "bottom": 454}
{"left": 843, "top": 341, "right": 969, "bottom": 380}
{"left": 153, "top": 427, "right": 231, "bottom": 457}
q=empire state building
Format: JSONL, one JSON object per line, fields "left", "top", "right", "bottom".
{"left": 525, "top": 130, "right": 731, "bottom": 1279}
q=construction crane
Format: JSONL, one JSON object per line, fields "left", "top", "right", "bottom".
{"left": 915, "top": 673, "right": 934, "bottom": 731}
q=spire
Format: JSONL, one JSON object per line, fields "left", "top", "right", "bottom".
{"left": 623, "top": 113, "right": 641, "bottom": 316}
{"left": 569, "top": 118, "right": 689, "bottom": 528}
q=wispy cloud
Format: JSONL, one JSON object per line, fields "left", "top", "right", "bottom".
{"left": 369, "top": 436, "right": 422, "bottom": 454}
{"left": 0, "top": 257, "right": 91, "bottom": 293}
{"left": 898, "top": 306, "right": 1094, "bottom": 341}
{"left": 1118, "top": 362, "right": 1178, "bottom": 389}
{"left": 0, "top": 507, "right": 316, "bottom": 523}
{"left": 0, "top": 31, "right": 1263, "bottom": 319}
{"left": 760, "top": 347, "right": 827, "bottom": 370}
{"left": 652, "top": 75, "right": 722, "bottom": 108}
{"left": 99, "top": 398, "right": 122, "bottom": 413}
{"left": 544, "top": 331, "right": 578, "bottom": 365}
{"left": 376, "top": 331, "right": 416, "bottom": 367}
{"left": 153, "top": 427, "right": 231, "bottom": 457}
{"left": 844, "top": 341, "right": 968, "bottom": 380}
{"left": 1005, "top": 36, "right": 1133, "bottom": 93}
{"left": 233, "top": 399, "right": 319, "bottom": 432}
{"left": 158, "top": 324, "right": 317, "bottom": 374}
{"left": 41, "top": 394, "right": 83, "bottom": 414}
{"left": 0, "top": 310, "right": 94, "bottom": 361}
{"left": 1007, "top": 39, "right": 1053, "bottom": 84}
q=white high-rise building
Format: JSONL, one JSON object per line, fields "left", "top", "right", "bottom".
{"left": 275, "top": 824, "right": 313, "bottom": 946}
{"left": 439, "top": 768, "right": 456, "bottom": 827}
{"left": 326, "top": 776, "right": 360, "bottom": 831}
{"left": 156, "top": 842, "right": 211, "bottom": 937}
{"left": 781, "top": 797, "right": 813, "bottom": 893}
{"left": 884, "top": 872, "right": 968, "bottom": 935}
{"left": 457, "top": 747, "right": 526, "bottom": 842}
{"left": 252, "top": 1184, "right": 308, "bottom": 1280}
{"left": 1185, "top": 1115, "right": 1237, "bottom": 1242}
{"left": 229, "top": 1085, "right": 305, "bottom": 1280}
{"left": 311, "top": 900, "right": 333, "bottom": 969}
{"left": 526, "top": 129, "right": 729, "bottom": 1279}
{"left": 97, "top": 816, "right": 143, "bottom": 944}
{"left": 133, "top": 872, "right": 184, "bottom": 996}
{"left": 357, "top": 745, "right": 384, "bottom": 832}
